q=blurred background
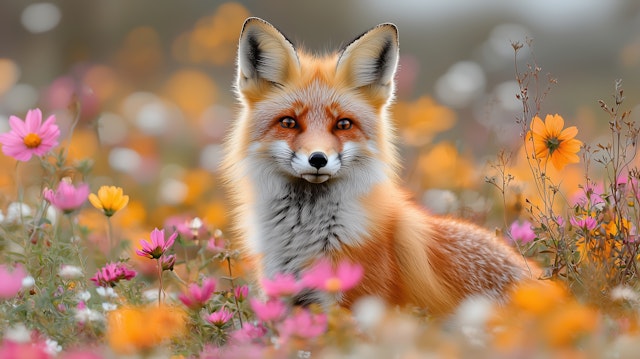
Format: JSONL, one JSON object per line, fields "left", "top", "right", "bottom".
{"left": 1, "top": 0, "right": 640, "bottom": 233}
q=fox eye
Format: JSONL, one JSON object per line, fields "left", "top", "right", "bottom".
{"left": 279, "top": 117, "right": 297, "bottom": 129}
{"left": 336, "top": 118, "right": 352, "bottom": 130}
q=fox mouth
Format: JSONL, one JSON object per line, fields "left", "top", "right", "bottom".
{"left": 301, "top": 173, "right": 330, "bottom": 183}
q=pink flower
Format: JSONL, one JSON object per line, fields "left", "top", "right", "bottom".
{"left": 43, "top": 180, "right": 90, "bottom": 213}
{"left": 301, "top": 259, "right": 363, "bottom": 293}
{"left": 0, "top": 339, "right": 50, "bottom": 359}
{"left": 229, "top": 322, "right": 268, "bottom": 343}
{"left": 205, "top": 308, "right": 234, "bottom": 327}
{"left": 508, "top": 220, "right": 536, "bottom": 244}
{"left": 160, "top": 254, "right": 176, "bottom": 271}
{"left": 176, "top": 217, "right": 208, "bottom": 240}
{"left": 570, "top": 216, "right": 598, "bottom": 231}
{"left": 234, "top": 284, "right": 248, "bottom": 301}
{"left": 90, "top": 262, "right": 136, "bottom": 287}
{"left": 249, "top": 298, "right": 287, "bottom": 322}
{"left": 178, "top": 278, "right": 216, "bottom": 310}
{"left": 572, "top": 182, "right": 605, "bottom": 209}
{"left": 206, "top": 236, "right": 225, "bottom": 254}
{"left": 278, "top": 309, "right": 327, "bottom": 339}
{"left": 0, "top": 264, "right": 27, "bottom": 298}
{"left": 135, "top": 228, "right": 177, "bottom": 259}
{"left": 261, "top": 273, "right": 301, "bottom": 297}
{"left": 0, "top": 108, "right": 60, "bottom": 162}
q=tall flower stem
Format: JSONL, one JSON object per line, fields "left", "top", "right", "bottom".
{"left": 106, "top": 216, "right": 114, "bottom": 260}
{"left": 226, "top": 255, "right": 243, "bottom": 328}
{"left": 157, "top": 258, "right": 163, "bottom": 306}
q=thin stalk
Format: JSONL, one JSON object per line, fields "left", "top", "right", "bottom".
{"left": 226, "top": 256, "right": 243, "bottom": 328}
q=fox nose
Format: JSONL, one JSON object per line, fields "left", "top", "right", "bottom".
{"left": 308, "top": 152, "right": 328, "bottom": 169}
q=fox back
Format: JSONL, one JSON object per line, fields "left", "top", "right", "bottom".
{"left": 222, "top": 17, "right": 533, "bottom": 314}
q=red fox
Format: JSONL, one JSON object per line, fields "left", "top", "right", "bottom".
{"left": 222, "top": 17, "right": 535, "bottom": 314}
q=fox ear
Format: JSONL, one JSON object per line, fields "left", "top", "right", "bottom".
{"left": 337, "top": 24, "right": 399, "bottom": 95}
{"left": 237, "top": 17, "right": 300, "bottom": 90}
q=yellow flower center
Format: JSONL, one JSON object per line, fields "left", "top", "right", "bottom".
{"left": 325, "top": 277, "right": 342, "bottom": 292}
{"left": 23, "top": 133, "right": 42, "bottom": 148}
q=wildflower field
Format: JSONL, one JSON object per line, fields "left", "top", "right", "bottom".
{"left": 2, "top": 2, "right": 640, "bottom": 358}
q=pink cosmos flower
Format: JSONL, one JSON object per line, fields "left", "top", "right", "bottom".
{"left": 205, "top": 308, "right": 234, "bottom": 327}
{"left": 160, "top": 254, "right": 176, "bottom": 271}
{"left": 90, "top": 262, "right": 137, "bottom": 287}
{"left": 135, "top": 228, "right": 177, "bottom": 259}
{"left": 43, "top": 180, "right": 90, "bottom": 214}
{"left": 0, "top": 108, "right": 60, "bottom": 162}
{"left": 570, "top": 216, "right": 598, "bottom": 231}
{"left": 178, "top": 278, "right": 217, "bottom": 310}
{"left": 176, "top": 217, "right": 208, "bottom": 240}
{"left": 249, "top": 298, "right": 287, "bottom": 322}
{"left": 0, "top": 263, "right": 27, "bottom": 298}
{"left": 571, "top": 182, "right": 605, "bottom": 209}
{"left": 234, "top": 284, "right": 249, "bottom": 301}
{"left": 206, "top": 236, "right": 226, "bottom": 254}
{"left": 229, "top": 322, "right": 268, "bottom": 343}
{"left": 278, "top": 309, "right": 328, "bottom": 339}
{"left": 301, "top": 258, "right": 363, "bottom": 293}
{"left": 508, "top": 220, "right": 536, "bottom": 244}
{"left": 261, "top": 273, "right": 301, "bottom": 298}
{"left": 0, "top": 339, "right": 49, "bottom": 359}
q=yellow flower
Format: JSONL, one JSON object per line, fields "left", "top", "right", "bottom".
{"left": 526, "top": 114, "right": 582, "bottom": 170}
{"left": 89, "top": 186, "right": 129, "bottom": 217}
{"left": 107, "top": 305, "right": 186, "bottom": 355}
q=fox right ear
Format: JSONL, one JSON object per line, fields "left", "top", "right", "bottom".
{"left": 237, "top": 17, "right": 300, "bottom": 91}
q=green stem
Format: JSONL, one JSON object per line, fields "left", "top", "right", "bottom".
{"left": 157, "top": 259, "right": 163, "bottom": 306}
{"left": 106, "top": 216, "right": 114, "bottom": 260}
{"left": 226, "top": 256, "right": 243, "bottom": 328}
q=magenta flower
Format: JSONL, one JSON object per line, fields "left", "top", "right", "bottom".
{"left": 0, "top": 108, "right": 60, "bottom": 162}
{"left": 90, "top": 262, "right": 137, "bottom": 287}
{"left": 261, "top": 273, "right": 301, "bottom": 297}
{"left": 175, "top": 217, "right": 208, "bottom": 240}
{"left": 571, "top": 182, "right": 605, "bottom": 209}
{"left": 570, "top": 216, "right": 598, "bottom": 231}
{"left": 0, "top": 339, "right": 49, "bottom": 359}
{"left": 43, "top": 180, "right": 90, "bottom": 214}
{"left": 178, "top": 278, "right": 216, "bottom": 310}
{"left": 205, "top": 308, "right": 234, "bottom": 327}
{"left": 234, "top": 284, "right": 249, "bottom": 301}
{"left": 160, "top": 254, "right": 176, "bottom": 271}
{"left": 135, "top": 228, "right": 177, "bottom": 259}
{"left": 206, "top": 236, "right": 226, "bottom": 254}
{"left": 508, "top": 220, "right": 536, "bottom": 244}
{"left": 278, "top": 309, "right": 328, "bottom": 339}
{"left": 301, "top": 258, "right": 363, "bottom": 293}
{"left": 250, "top": 298, "right": 287, "bottom": 322}
{"left": 0, "top": 264, "right": 27, "bottom": 299}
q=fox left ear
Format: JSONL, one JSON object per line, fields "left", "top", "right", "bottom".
{"left": 336, "top": 23, "right": 399, "bottom": 97}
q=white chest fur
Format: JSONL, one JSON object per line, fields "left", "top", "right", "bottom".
{"left": 246, "top": 179, "right": 369, "bottom": 278}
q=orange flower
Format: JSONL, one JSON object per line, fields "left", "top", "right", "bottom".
{"left": 107, "top": 305, "right": 186, "bottom": 354}
{"left": 526, "top": 114, "right": 582, "bottom": 170}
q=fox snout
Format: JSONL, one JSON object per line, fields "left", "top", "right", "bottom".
{"left": 290, "top": 149, "right": 341, "bottom": 184}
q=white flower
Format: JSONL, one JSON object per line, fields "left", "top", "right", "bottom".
{"left": 75, "top": 307, "right": 103, "bottom": 323}
{"left": 5, "top": 202, "right": 32, "bottom": 223}
{"left": 102, "top": 302, "right": 117, "bottom": 311}
{"left": 45, "top": 338, "right": 62, "bottom": 355}
{"left": 45, "top": 205, "right": 56, "bottom": 223}
{"left": 4, "top": 324, "right": 31, "bottom": 342}
{"left": 77, "top": 290, "right": 91, "bottom": 302}
{"left": 21, "top": 276, "right": 35, "bottom": 289}
{"left": 59, "top": 264, "right": 83, "bottom": 279}
{"left": 96, "top": 286, "right": 118, "bottom": 298}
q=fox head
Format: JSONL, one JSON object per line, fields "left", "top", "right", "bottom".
{"left": 225, "top": 17, "right": 400, "bottom": 190}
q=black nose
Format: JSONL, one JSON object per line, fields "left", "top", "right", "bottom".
{"left": 308, "top": 152, "right": 328, "bottom": 169}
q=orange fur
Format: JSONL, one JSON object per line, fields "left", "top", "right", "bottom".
{"left": 222, "top": 17, "right": 535, "bottom": 315}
